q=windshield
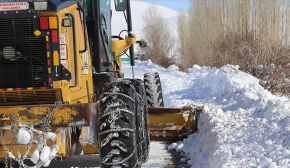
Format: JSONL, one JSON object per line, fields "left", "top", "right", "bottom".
{"left": 100, "top": 0, "right": 112, "bottom": 61}
{"left": 80, "top": 0, "right": 92, "bottom": 19}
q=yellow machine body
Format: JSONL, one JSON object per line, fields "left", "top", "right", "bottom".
{"left": 0, "top": 2, "right": 138, "bottom": 160}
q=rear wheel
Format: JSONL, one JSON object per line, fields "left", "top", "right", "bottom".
{"left": 144, "top": 72, "right": 164, "bottom": 107}
{"left": 99, "top": 79, "right": 149, "bottom": 168}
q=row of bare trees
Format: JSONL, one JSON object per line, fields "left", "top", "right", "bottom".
{"left": 179, "top": 0, "right": 290, "bottom": 67}
{"left": 141, "top": 0, "right": 290, "bottom": 96}
{"left": 185, "top": 0, "right": 290, "bottom": 95}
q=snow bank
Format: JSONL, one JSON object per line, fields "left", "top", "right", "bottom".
{"left": 123, "top": 60, "right": 290, "bottom": 167}
{"left": 166, "top": 64, "right": 290, "bottom": 167}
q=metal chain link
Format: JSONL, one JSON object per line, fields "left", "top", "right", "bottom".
{"left": 4, "top": 154, "right": 8, "bottom": 168}
{"left": 103, "top": 91, "right": 135, "bottom": 102}
{"left": 101, "top": 147, "right": 137, "bottom": 166}
{"left": 9, "top": 156, "right": 12, "bottom": 168}
{"left": 99, "top": 109, "right": 135, "bottom": 119}
{"left": 98, "top": 128, "right": 135, "bottom": 136}
{"left": 0, "top": 101, "right": 63, "bottom": 168}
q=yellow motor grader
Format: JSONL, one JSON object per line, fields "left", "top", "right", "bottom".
{"left": 0, "top": 0, "right": 198, "bottom": 167}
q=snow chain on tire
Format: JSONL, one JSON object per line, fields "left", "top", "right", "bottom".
{"left": 144, "top": 72, "right": 164, "bottom": 107}
{"left": 99, "top": 79, "right": 149, "bottom": 168}
{"left": 130, "top": 79, "right": 150, "bottom": 163}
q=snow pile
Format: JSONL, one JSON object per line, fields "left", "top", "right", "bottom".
{"left": 123, "top": 60, "right": 290, "bottom": 168}
{"left": 166, "top": 65, "right": 290, "bottom": 167}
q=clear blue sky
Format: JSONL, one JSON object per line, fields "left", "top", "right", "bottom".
{"left": 135, "top": 0, "right": 191, "bottom": 12}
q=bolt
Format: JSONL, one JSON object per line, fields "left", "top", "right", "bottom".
{"left": 0, "top": 120, "right": 6, "bottom": 127}
{"left": 1, "top": 130, "right": 6, "bottom": 137}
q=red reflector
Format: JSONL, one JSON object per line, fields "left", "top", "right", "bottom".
{"left": 16, "top": 88, "right": 22, "bottom": 90}
{"left": 47, "top": 60, "right": 51, "bottom": 65}
{"left": 40, "top": 17, "right": 49, "bottom": 30}
{"left": 48, "top": 78, "right": 52, "bottom": 84}
{"left": 51, "top": 30, "right": 58, "bottom": 43}
{"left": 46, "top": 43, "right": 49, "bottom": 49}
{"left": 40, "top": 86, "right": 46, "bottom": 90}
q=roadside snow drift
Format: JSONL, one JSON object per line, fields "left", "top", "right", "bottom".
{"left": 123, "top": 60, "right": 290, "bottom": 168}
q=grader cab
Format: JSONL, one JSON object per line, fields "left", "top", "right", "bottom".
{"left": 0, "top": 0, "right": 198, "bottom": 167}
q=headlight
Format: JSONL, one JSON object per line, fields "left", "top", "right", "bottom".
{"left": 3, "top": 46, "right": 15, "bottom": 60}
{"left": 62, "top": 18, "right": 72, "bottom": 27}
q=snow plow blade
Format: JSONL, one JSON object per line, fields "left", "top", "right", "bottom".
{"left": 148, "top": 106, "right": 201, "bottom": 141}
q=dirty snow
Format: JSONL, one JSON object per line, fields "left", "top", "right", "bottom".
{"left": 123, "top": 60, "right": 290, "bottom": 168}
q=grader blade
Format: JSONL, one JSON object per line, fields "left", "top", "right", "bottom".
{"left": 148, "top": 106, "right": 201, "bottom": 141}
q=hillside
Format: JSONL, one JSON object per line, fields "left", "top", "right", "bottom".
{"left": 111, "top": 0, "right": 178, "bottom": 43}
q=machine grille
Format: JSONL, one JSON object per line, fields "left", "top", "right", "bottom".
{"left": 0, "top": 89, "right": 61, "bottom": 106}
{"left": 0, "top": 18, "right": 48, "bottom": 88}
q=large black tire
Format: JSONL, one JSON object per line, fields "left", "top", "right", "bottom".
{"left": 99, "top": 79, "right": 149, "bottom": 168}
{"left": 130, "top": 79, "right": 150, "bottom": 163}
{"left": 144, "top": 72, "right": 164, "bottom": 107}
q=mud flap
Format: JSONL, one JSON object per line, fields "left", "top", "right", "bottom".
{"left": 79, "top": 102, "right": 100, "bottom": 154}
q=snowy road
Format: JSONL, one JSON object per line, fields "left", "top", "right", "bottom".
{"left": 142, "top": 141, "right": 189, "bottom": 168}
{"left": 45, "top": 141, "right": 188, "bottom": 168}
{"left": 2, "top": 141, "right": 188, "bottom": 167}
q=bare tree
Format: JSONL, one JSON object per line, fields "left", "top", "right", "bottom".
{"left": 177, "top": 9, "right": 193, "bottom": 70}
{"left": 142, "top": 4, "right": 175, "bottom": 67}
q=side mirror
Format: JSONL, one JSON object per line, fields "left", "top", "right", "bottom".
{"left": 137, "top": 39, "right": 148, "bottom": 48}
{"left": 114, "top": 0, "right": 127, "bottom": 11}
